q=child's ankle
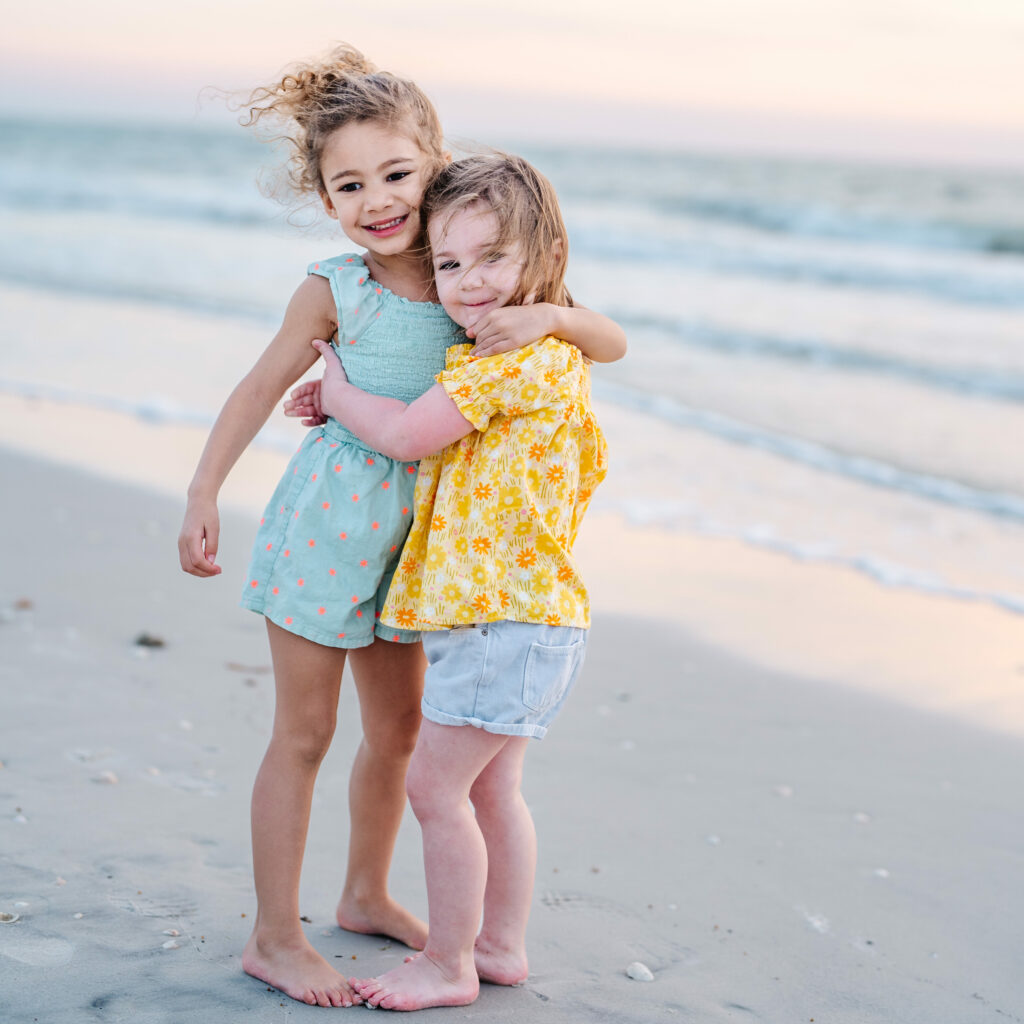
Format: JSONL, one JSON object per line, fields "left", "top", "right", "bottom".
{"left": 423, "top": 944, "right": 476, "bottom": 981}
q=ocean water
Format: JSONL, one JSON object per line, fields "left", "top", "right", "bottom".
{"left": 2, "top": 115, "right": 1024, "bottom": 615}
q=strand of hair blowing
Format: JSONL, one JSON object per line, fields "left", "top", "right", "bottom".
{"left": 237, "top": 44, "right": 445, "bottom": 202}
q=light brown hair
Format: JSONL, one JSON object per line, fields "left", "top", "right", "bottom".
{"left": 240, "top": 43, "right": 446, "bottom": 200}
{"left": 421, "top": 153, "right": 573, "bottom": 308}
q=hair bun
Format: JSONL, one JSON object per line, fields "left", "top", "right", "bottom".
{"left": 326, "top": 43, "right": 377, "bottom": 76}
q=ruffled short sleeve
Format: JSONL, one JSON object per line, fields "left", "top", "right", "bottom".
{"left": 308, "top": 254, "right": 385, "bottom": 344}
{"left": 438, "top": 337, "right": 578, "bottom": 431}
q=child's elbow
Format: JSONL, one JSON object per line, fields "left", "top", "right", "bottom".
{"left": 583, "top": 330, "right": 628, "bottom": 364}
{"left": 604, "top": 330, "right": 628, "bottom": 363}
{"left": 382, "top": 430, "right": 431, "bottom": 463}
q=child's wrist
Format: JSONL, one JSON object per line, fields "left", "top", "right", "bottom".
{"left": 187, "top": 483, "right": 218, "bottom": 503}
{"left": 546, "top": 303, "right": 567, "bottom": 338}
{"left": 320, "top": 383, "right": 346, "bottom": 419}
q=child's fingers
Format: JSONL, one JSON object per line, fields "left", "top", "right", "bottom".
{"left": 178, "top": 531, "right": 222, "bottom": 577}
{"left": 470, "top": 336, "right": 516, "bottom": 357}
{"left": 468, "top": 312, "right": 515, "bottom": 352}
{"left": 202, "top": 522, "right": 220, "bottom": 567}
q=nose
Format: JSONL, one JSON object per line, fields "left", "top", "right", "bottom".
{"left": 364, "top": 184, "right": 394, "bottom": 213}
{"left": 459, "top": 261, "right": 486, "bottom": 290}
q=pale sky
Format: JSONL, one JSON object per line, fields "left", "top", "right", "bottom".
{"left": 4, "top": 0, "right": 1024, "bottom": 163}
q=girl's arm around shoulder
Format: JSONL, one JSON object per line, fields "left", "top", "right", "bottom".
{"left": 467, "top": 303, "right": 627, "bottom": 363}
{"left": 178, "top": 276, "right": 336, "bottom": 577}
{"left": 314, "top": 340, "right": 475, "bottom": 464}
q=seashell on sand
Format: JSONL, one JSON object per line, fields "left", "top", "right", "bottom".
{"left": 626, "top": 961, "right": 654, "bottom": 982}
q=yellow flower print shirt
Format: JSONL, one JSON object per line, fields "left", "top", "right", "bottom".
{"left": 381, "top": 338, "right": 607, "bottom": 630}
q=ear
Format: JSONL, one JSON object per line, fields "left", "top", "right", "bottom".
{"left": 320, "top": 189, "right": 339, "bottom": 222}
{"left": 551, "top": 237, "right": 564, "bottom": 260}
{"left": 442, "top": 150, "right": 453, "bottom": 165}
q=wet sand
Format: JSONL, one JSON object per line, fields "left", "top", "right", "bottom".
{"left": 2, "top": 445, "right": 1023, "bottom": 1022}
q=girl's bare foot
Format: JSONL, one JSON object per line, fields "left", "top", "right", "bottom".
{"left": 242, "top": 931, "right": 360, "bottom": 1008}
{"left": 336, "top": 893, "right": 428, "bottom": 950}
{"left": 352, "top": 952, "right": 479, "bottom": 1011}
{"left": 474, "top": 937, "right": 529, "bottom": 986}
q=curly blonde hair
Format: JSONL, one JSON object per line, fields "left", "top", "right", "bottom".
{"left": 241, "top": 44, "right": 446, "bottom": 200}
{"left": 422, "top": 153, "right": 573, "bottom": 308}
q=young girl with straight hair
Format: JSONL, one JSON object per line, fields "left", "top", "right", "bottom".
{"left": 178, "top": 47, "right": 625, "bottom": 1009}
{"left": 302, "top": 152, "right": 612, "bottom": 1010}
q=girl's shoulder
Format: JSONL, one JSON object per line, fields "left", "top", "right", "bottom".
{"left": 306, "top": 253, "right": 384, "bottom": 341}
{"left": 307, "top": 253, "right": 372, "bottom": 301}
{"left": 307, "top": 252, "right": 367, "bottom": 279}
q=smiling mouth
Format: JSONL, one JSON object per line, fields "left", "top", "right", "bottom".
{"left": 365, "top": 215, "right": 408, "bottom": 233}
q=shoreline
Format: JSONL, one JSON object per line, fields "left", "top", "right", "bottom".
{"left": 3, "top": 393, "right": 1023, "bottom": 738}
{"left": 2, "top": 445, "right": 1022, "bottom": 1021}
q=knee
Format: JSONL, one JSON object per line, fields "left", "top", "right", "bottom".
{"left": 470, "top": 770, "right": 520, "bottom": 818}
{"left": 405, "top": 756, "right": 448, "bottom": 821}
{"left": 363, "top": 704, "right": 421, "bottom": 762}
{"left": 272, "top": 715, "right": 336, "bottom": 766}
{"left": 404, "top": 757, "right": 432, "bottom": 816}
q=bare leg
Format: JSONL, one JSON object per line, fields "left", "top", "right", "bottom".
{"left": 353, "top": 721, "right": 509, "bottom": 1011}
{"left": 470, "top": 737, "right": 533, "bottom": 985}
{"left": 242, "top": 620, "right": 358, "bottom": 1008}
{"left": 336, "top": 638, "right": 428, "bottom": 949}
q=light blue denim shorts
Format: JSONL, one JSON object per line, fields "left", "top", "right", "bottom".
{"left": 421, "top": 621, "right": 587, "bottom": 740}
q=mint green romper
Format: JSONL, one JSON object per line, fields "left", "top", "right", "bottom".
{"left": 240, "top": 254, "right": 462, "bottom": 647}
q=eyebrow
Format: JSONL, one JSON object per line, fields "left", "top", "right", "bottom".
{"left": 431, "top": 239, "right": 499, "bottom": 260}
{"left": 329, "top": 157, "right": 415, "bottom": 183}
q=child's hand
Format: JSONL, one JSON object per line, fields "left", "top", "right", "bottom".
{"left": 284, "top": 380, "right": 326, "bottom": 427}
{"left": 178, "top": 497, "right": 222, "bottom": 578}
{"left": 311, "top": 338, "right": 350, "bottom": 420}
{"left": 467, "top": 301, "right": 550, "bottom": 357}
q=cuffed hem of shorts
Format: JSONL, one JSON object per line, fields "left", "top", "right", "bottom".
{"left": 420, "top": 699, "right": 548, "bottom": 739}
{"left": 240, "top": 600, "right": 419, "bottom": 649}
{"left": 374, "top": 623, "right": 421, "bottom": 644}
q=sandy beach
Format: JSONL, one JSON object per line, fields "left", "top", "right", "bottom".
{"left": 3, "top": 10, "right": 1024, "bottom": 1020}
{"left": 2, "top": 441, "right": 1023, "bottom": 1023}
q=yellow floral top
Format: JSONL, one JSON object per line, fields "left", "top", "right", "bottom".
{"left": 381, "top": 338, "right": 607, "bottom": 630}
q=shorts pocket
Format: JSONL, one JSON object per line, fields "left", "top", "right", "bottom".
{"left": 522, "top": 639, "right": 585, "bottom": 713}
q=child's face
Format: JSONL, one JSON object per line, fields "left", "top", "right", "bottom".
{"left": 428, "top": 202, "right": 525, "bottom": 330}
{"left": 319, "top": 120, "right": 430, "bottom": 257}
